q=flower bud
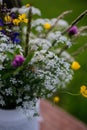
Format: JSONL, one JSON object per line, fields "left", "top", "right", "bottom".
{"left": 53, "top": 96, "right": 60, "bottom": 103}
{"left": 43, "top": 23, "right": 51, "bottom": 29}
{"left": 12, "top": 55, "right": 25, "bottom": 67}
{"left": 68, "top": 26, "right": 78, "bottom": 36}
{"left": 71, "top": 61, "right": 80, "bottom": 70}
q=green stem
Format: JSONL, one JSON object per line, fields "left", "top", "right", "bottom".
{"left": 63, "top": 91, "right": 80, "bottom": 96}
{"left": 72, "top": 43, "right": 87, "bottom": 57}
{"left": 57, "top": 10, "right": 87, "bottom": 57}
{"left": 45, "top": 10, "right": 72, "bottom": 38}
{"left": 25, "top": 6, "right": 32, "bottom": 57}
{"left": 62, "top": 10, "right": 87, "bottom": 35}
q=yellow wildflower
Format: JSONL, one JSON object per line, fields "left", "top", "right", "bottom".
{"left": 18, "top": 14, "right": 28, "bottom": 23}
{"left": 0, "top": 27, "right": 2, "bottom": 30}
{"left": 4, "top": 15, "right": 12, "bottom": 22}
{"left": 23, "top": 19, "right": 28, "bottom": 24}
{"left": 25, "top": 4, "right": 30, "bottom": 7}
{"left": 80, "top": 85, "right": 87, "bottom": 98}
{"left": 13, "top": 19, "right": 20, "bottom": 26}
{"left": 18, "top": 14, "right": 26, "bottom": 20}
{"left": 71, "top": 61, "right": 80, "bottom": 70}
{"left": 44, "top": 23, "right": 51, "bottom": 29}
{"left": 53, "top": 96, "right": 60, "bottom": 103}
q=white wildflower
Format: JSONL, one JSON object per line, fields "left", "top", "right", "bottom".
{"left": 5, "top": 88, "right": 13, "bottom": 96}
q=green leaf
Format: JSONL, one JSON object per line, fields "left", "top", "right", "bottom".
{"left": 23, "top": 51, "right": 34, "bottom": 66}
{"left": 6, "top": 51, "right": 14, "bottom": 60}
{"left": 2, "top": 72, "right": 11, "bottom": 79}
{"left": 13, "top": 65, "right": 24, "bottom": 75}
{"left": 14, "top": 48, "right": 21, "bottom": 54}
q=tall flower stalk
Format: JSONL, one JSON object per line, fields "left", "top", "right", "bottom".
{"left": 25, "top": 6, "right": 32, "bottom": 57}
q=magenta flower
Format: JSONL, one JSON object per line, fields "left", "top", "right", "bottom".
{"left": 12, "top": 55, "right": 25, "bottom": 67}
{"left": 68, "top": 26, "right": 78, "bottom": 36}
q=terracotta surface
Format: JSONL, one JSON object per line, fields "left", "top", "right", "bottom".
{"left": 40, "top": 99, "right": 87, "bottom": 130}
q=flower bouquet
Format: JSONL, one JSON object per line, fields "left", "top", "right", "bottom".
{"left": 0, "top": 2, "right": 87, "bottom": 120}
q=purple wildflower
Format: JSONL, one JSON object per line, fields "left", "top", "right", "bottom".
{"left": 68, "top": 26, "right": 78, "bottom": 36}
{"left": 12, "top": 55, "right": 25, "bottom": 67}
{"left": 0, "top": 30, "right": 6, "bottom": 34}
{"left": 10, "top": 13, "right": 16, "bottom": 19}
{"left": 13, "top": 32, "right": 19, "bottom": 37}
{"left": 0, "top": 18, "right": 4, "bottom": 26}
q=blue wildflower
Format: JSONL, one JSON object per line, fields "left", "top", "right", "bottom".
{"left": 13, "top": 37, "right": 21, "bottom": 44}
{"left": 10, "top": 13, "right": 16, "bottom": 19}
{"left": 0, "top": 18, "right": 4, "bottom": 26}
{"left": 0, "top": 30, "right": 6, "bottom": 34}
{"left": 10, "top": 32, "right": 20, "bottom": 44}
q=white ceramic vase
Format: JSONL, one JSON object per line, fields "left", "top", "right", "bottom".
{"left": 0, "top": 109, "right": 40, "bottom": 130}
{"left": 0, "top": 100, "right": 40, "bottom": 130}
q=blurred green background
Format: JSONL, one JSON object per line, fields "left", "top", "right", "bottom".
{"left": 22, "top": 0, "right": 87, "bottom": 124}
